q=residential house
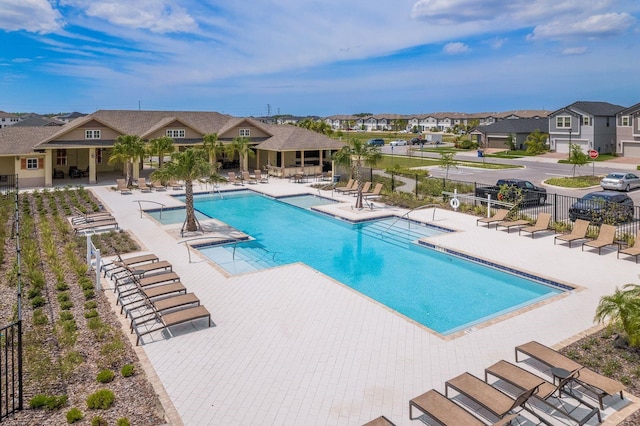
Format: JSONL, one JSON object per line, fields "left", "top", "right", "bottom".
{"left": 616, "top": 102, "right": 640, "bottom": 157}
{"left": 0, "top": 110, "right": 345, "bottom": 189}
{"left": 472, "top": 117, "right": 549, "bottom": 150}
{"left": 548, "top": 101, "right": 625, "bottom": 154}
{"left": 0, "top": 111, "right": 21, "bottom": 128}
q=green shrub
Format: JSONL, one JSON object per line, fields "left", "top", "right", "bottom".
{"left": 32, "top": 309, "right": 48, "bottom": 326}
{"left": 57, "top": 292, "right": 71, "bottom": 303}
{"left": 84, "top": 309, "right": 99, "bottom": 319}
{"left": 91, "top": 416, "right": 108, "bottom": 426}
{"left": 59, "top": 311, "right": 74, "bottom": 321}
{"left": 56, "top": 280, "right": 69, "bottom": 291}
{"left": 121, "top": 364, "right": 135, "bottom": 377}
{"left": 86, "top": 389, "right": 115, "bottom": 410}
{"left": 66, "top": 407, "right": 83, "bottom": 424}
{"left": 117, "top": 418, "right": 131, "bottom": 426}
{"left": 29, "top": 394, "right": 68, "bottom": 410}
{"left": 83, "top": 289, "right": 95, "bottom": 300}
{"left": 60, "top": 300, "right": 74, "bottom": 310}
{"left": 30, "top": 296, "right": 46, "bottom": 308}
{"left": 29, "top": 394, "right": 48, "bottom": 409}
{"left": 96, "top": 369, "right": 115, "bottom": 383}
{"left": 84, "top": 301, "right": 97, "bottom": 310}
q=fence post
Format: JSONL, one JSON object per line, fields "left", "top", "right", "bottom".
{"left": 391, "top": 172, "right": 395, "bottom": 192}
{"left": 415, "top": 174, "right": 418, "bottom": 198}
{"left": 553, "top": 193, "right": 558, "bottom": 224}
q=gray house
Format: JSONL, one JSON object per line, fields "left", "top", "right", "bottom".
{"left": 472, "top": 118, "right": 549, "bottom": 150}
{"left": 548, "top": 101, "right": 625, "bottom": 155}
{"left": 616, "top": 102, "right": 640, "bottom": 157}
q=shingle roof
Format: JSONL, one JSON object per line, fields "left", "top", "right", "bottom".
{"left": 476, "top": 118, "right": 549, "bottom": 134}
{"left": 0, "top": 126, "right": 60, "bottom": 155}
{"left": 12, "top": 115, "right": 64, "bottom": 127}
{"left": 256, "top": 125, "right": 345, "bottom": 151}
{"left": 560, "top": 101, "right": 626, "bottom": 116}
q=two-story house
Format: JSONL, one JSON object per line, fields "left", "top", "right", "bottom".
{"left": 616, "top": 103, "right": 640, "bottom": 157}
{"left": 548, "top": 101, "right": 625, "bottom": 154}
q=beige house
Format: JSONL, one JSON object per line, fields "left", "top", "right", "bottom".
{"left": 0, "top": 110, "right": 346, "bottom": 188}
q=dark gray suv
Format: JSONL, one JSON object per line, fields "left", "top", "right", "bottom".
{"left": 568, "top": 191, "right": 634, "bottom": 224}
{"left": 367, "top": 138, "right": 385, "bottom": 146}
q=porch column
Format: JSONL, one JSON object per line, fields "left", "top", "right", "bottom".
{"left": 132, "top": 159, "right": 140, "bottom": 180}
{"left": 88, "top": 148, "right": 97, "bottom": 184}
{"left": 44, "top": 150, "right": 53, "bottom": 187}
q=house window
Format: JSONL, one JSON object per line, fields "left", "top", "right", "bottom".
{"left": 26, "top": 158, "right": 38, "bottom": 170}
{"left": 556, "top": 116, "right": 571, "bottom": 128}
{"left": 85, "top": 130, "right": 101, "bottom": 139}
{"left": 56, "top": 149, "right": 67, "bottom": 166}
{"left": 96, "top": 148, "right": 103, "bottom": 164}
{"left": 582, "top": 116, "right": 590, "bottom": 126}
{"left": 239, "top": 128, "right": 250, "bottom": 137}
{"left": 622, "top": 116, "right": 630, "bottom": 126}
{"left": 166, "top": 129, "right": 185, "bottom": 138}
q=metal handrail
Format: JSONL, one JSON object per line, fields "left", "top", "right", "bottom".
{"left": 317, "top": 182, "right": 336, "bottom": 196}
{"left": 134, "top": 200, "right": 166, "bottom": 218}
{"left": 379, "top": 203, "right": 440, "bottom": 237}
{"left": 178, "top": 234, "right": 245, "bottom": 263}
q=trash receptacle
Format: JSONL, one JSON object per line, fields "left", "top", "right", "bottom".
{"left": 333, "top": 174, "right": 341, "bottom": 183}
{"left": 477, "top": 150, "right": 483, "bottom": 157}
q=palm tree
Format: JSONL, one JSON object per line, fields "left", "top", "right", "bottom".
{"left": 225, "top": 137, "right": 255, "bottom": 172}
{"left": 151, "top": 148, "right": 211, "bottom": 232}
{"left": 108, "top": 134, "right": 146, "bottom": 186}
{"left": 202, "top": 133, "right": 225, "bottom": 171}
{"left": 333, "top": 138, "right": 382, "bottom": 209}
{"left": 594, "top": 284, "right": 640, "bottom": 347}
{"left": 147, "top": 136, "right": 175, "bottom": 169}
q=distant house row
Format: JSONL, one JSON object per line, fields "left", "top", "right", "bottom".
{"left": 472, "top": 101, "right": 640, "bottom": 157}
{"left": 0, "top": 110, "right": 344, "bottom": 189}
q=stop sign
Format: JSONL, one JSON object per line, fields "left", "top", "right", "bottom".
{"left": 588, "top": 149, "right": 599, "bottom": 159}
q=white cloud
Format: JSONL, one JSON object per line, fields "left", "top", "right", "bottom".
{"left": 562, "top": 47, "right": 588, "bottom": 55}
{"left": 485, "top": 37, "right": 507, "bottom": 49}
{"left": 0, "top": 0, "right": 64, "bottom": 33}
{"left": 59, "top": 0, "right": 197, "bottom": 33}
{"left": 529, "top": 13, "right": 636, "bottom": 40}
{"left": 443, "top": 42, "right": 469, "bottom": 54}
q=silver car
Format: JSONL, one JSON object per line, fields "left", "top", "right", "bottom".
{"left": 600, "top": 172, "right": 640, "bottom": 192}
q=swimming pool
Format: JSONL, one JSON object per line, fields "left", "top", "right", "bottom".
{"left": 183, "top": 192, "right": 564, "bottom": 335}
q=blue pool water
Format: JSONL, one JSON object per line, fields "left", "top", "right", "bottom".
{"left": 185, "top": 192, "right": 563, "bottom": 334}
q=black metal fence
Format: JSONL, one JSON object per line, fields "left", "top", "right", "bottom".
{"left": 0, "top": 176, "right": 16, "bottom": 195}
{"left": 0, "top": 322, "right": 22, "bottom": 421}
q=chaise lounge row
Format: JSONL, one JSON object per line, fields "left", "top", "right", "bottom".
{"left": 401, "top": 340, "right": 625, "bottom": 425}
{"left": 69, "top": 209, "right": 119, "bottom": 235}
{"left": 104, "top": 253, "right": 212, "bottom": 345}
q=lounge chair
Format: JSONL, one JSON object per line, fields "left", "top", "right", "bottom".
{"left": 116, "top": 178, "right": 132, "bottom": 195}
{"left": 334, "top": 178, "right": 355, "bottom": 194}
{"left": 151, "top": 180, "right": 166, "bottom": 191}
{"left": 134, "top": 305, "right": 212, "bottom": 345}
{"left": 70, "top": 211, "right": 113, "bottom": 225}
{"left": 129, "top": 293, "right": 201, "bottom": 329}
{"left": 476, "top": 209, "right": 509, "bottom": 228}
{"left": 445, "top": 372, "right": 542, "bottom": 423}
{"left": 103, "top": 253, "right": 159, "bottom": 277}
{"left": 351, "top": 181, "right": 371, "bottom": 196}
{"left": 242, "top": 170, "right": 257, "bottom": 184}
{"left": 582, "top": 224, "right": 616, "bottom": 254}
{"left": 137, "top": 178, "right": 151, "bottom": 192}
{"left": 410, "top": 389, "right": 518, "bottom": 425}
{"left": 495, "top": 217, "right": 530, "bottom": 233}
{"left": 254, "top": 169, "right": 268, "bottom": 183}
{"left": 485, "top": 360, "right": 601, "bottom": 424}
{"left": 618, "top": 236, "right": 640, "bottom": 263}
{"left": 515, "top": 341, "right": 626, "bottom": 409}
{"left": 168, "top": 179, "right": 183, "bottom": 190}
{"left": 73, "top": 217, "right": 118, "bottom": 235}
{"left": 362, "top": 415, "right": 396, "bottom": 426}
{"left": 554, "top": 219, "right": 589, "bottom": 247}
{"left": 519, "top": 213, "right": 552, "bottom": 238}
{"left": 120, "top": 281, "right": 189, "bottom": 315}
{"left": 227, "top": 172, "right": 243, "bottom": 186}
{"left": 116, "top": 271, "right": 181, "bottom": 298}
{"left": 363, "top": 182, "right": 383, "bottom": 199}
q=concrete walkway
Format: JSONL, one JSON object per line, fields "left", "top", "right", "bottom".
{"left": 92, "top": 178, "right": 638, "bottom": 425}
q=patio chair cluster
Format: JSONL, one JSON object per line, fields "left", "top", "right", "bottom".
{"left": 69, "top": 210, "right": 118, "bottom": 235}
{"left": 333, "top": 179, "right": 383, "bottom": 199}
{"left": 227, "top": 170, "right": 269, "bottom": 186}
{"left": 407, "top": 340, "right": 625, "bottom": 425}
{"left": 103, "top": 253, "right": 212, "bottom": 345}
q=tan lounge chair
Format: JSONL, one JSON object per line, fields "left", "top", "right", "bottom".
{"left": 73, "top": 217, "right": 118, "bottom": 235}
{"left": 151, "top": 180, "right": 166, "bottom": 191}
{"left": 363, "top": 182, "right": 384, "bottom": 199}
{"left": 411, "top": 389, "right": 517, "bottom": 425}
{"left": 116, "top": 271, "right": 181, "bottom": 298}
{"left": 242, "top": 170, "right": 257, "bottom": 184}
{"left": 351, "top": 181, "right": 371, "bottom": 196}
{"left": 582, "top": 224, "right": 616, "bottom": 254}
{"left": 362, "top": 415, "right": 396, "bottom": 426}
{"left": 103, "top": 253, "right": 159, "bottom": 277}
{"left": 137, "top": 178, "right": 151, "bottom": 192}
{"left": 130, "top": 293, "right": 201, "bottom": 330}
{"left": 227, "top": 172, "right": 243, "bottom": 186}
{"left": 618, "top": 236, "right": 640, "bottom": 263}
{"left": 476, "top": 209, "right": 509, "bottom": 228}
{"left": 485, "top": 360, "right": 601, "bottom": 424}
{"left": 519, "top": 213, "right": 552, "bottom": 238}
{"left": 120, "top": 281, "right": 188, "bottom": 315}
{"left": 554, "top": 219, "right": 589, "bottom": 247}
{"left": 334, "top": 178, "right": 355, "bottom": 194}
{"left": 134, "top": 305, "right": 212, "bottom": 345}
{"left": 254, "top": 169, "right": 268, "bottom": 183}
{"left": 168, "top": 179, "right": 183, "bottom": 190}
{"left": 515, "top": 341, "right": 626, "bottom": 409}
{"left": 116, "top": 178, "right": 132, "bottom": 195}
{"left": 495, "top": 217, "right": 529, "bottom": 233}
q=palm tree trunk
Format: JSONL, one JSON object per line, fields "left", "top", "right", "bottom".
{"left": 354, "top": 164, "right": 363, "bottom": 209}
{"left": 184, "top": 180, "right": 198, "bottom": 232}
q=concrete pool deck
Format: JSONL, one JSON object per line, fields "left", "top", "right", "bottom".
{"left": 92, "top": 179, "right": 639, "bottom": 425}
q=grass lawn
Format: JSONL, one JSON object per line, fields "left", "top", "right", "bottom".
{"left": 377, "top": 155, "right": 520, "bottom": 170}
{"left": 544, "top": 175, "right": 603, "bottom": 188}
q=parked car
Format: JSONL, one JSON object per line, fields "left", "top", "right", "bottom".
{"left": 389, "top": 139, "right": 407, "bottom": 146}
{"left": 366, "top": 138, "right": 385, "bottom": 146}
{"left": 410, "top": 137, "right": 423, "bottom": 145}
{"left": 475, "top": 179, "right": 547, "bottom": 206}
{"left": 568, "top": 191, "right": 634, "bottom": 224}
{"left": 600, "top": 172, "right": 640, "bottom": 192}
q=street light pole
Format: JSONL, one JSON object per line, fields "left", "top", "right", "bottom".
{"left": 391, "top": 145, "right": 394, "bottom": 165}
{"left": 568, "top": 129, "right": 572, "bottom": 161}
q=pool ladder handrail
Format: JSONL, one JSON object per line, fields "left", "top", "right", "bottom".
{"left": 134, "top": 200, "right": 166, "bottom": 219}
{"left": 179, "top": 234, "right": 245, "bottom": 263}
{"left": 317, "top": 182, "right": 336, "bottom": 196}
{"left": 378, "top": 204, "right": 439, "bottom": 239}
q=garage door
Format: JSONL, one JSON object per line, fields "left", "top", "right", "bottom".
{"left": 556, "top": 140, "right": 587, "bottom": 154}
{"left": 486, "top": 136, "right": 507, "bottom": 149}
{"left": 623, "top": 142, "right": 640, "bottom": 158}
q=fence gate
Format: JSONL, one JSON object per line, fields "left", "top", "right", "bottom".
{"left": 0, "top": 321, "right": 22, "bottom": 421}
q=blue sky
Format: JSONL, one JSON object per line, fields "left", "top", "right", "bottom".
{"left": 1, "top": 0, "right": 639, "bottom": 117}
